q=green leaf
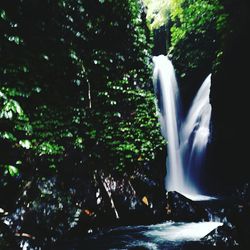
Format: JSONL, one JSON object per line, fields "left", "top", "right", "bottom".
{"left": 0, "top": 132, "right": 16, "bottom": 141}
{"left": 19, "top": 139, "right": 31, "bottom": 149}
{"left": 7, "top": 165, "right": 19, "bottom": 177}
{"left": 0, "top": 9, "right": 7, "bottom": 20}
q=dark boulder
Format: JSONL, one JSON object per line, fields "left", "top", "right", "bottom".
{"left": 202, "top": 224, "right": 239, "bottom": 248}
{"left": 165, "top": 191, "right": 209, "bottom": 222}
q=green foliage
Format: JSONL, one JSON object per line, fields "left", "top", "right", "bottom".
{"left": 0, "top": 91, "right": 23, "bottom": 119}
{"left": 168, "top": 0, "right": 228, "bottom": 74}
{"left": 0, "top": 88, "right": 32, "bottom": 172}
{"left": 6, "top": 165, "right": 19, "bottom": 177}
{"left": 36, "top": 142, "right": 65, "bottom": 156}
{"left": 0, "top": 0, "right": 163, "bottom": 183}
{"left": 0, "top": 95, "right": 21, "bottom": 180}
{"left": 91, "top": 74, "right": 165, "bottom": 171}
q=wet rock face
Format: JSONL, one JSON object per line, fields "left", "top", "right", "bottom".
{"left": 98, "top": 173, "right": 144, "bottom": 222}
{"left": 165, "top": 192, "right": 209, "bottom": 222}
{"left": 97, "top": 169, "right": 167, "bottom": 226}
{"left": 202, "top": 224, "right": 239, "bottom": 248}
{"left": 1, "top": 176, "right": 81, "bottom": 249}
{"left": 197, "top": 183, "right": 250, "bottom": 249}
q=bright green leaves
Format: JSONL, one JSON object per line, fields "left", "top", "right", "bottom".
{"left": 88, "top": 130, "right": 97, "bottom": 140}
{"left": 93, "top": 75, "right": 165, "bottom": 172}
{"left": 0, "top": 89, "right": 31, "bottom": 136}
{"left": 216, "top": 13, "right": 228, "bottom": 32}
{"left": 170, "top": 0, "right": 214, "bottom": 49}
{"left": 6, "top": 35, "right": 24, "bottom": 45}
{"left": 169, "top": 0, "right": 227, "bottom": 50}
{"left": 0, "top": 88, "right": 33, "bottom": 136}
{"left": 0, "top": 9, "right": 7, "bottom": 20}
{"left": 169, "top": 0, "right": 228, "bottom": 75}
{"left": 0, "top": 131, "right": 16, "bottom": 141}
{"left": 0, "top": 92, "right": 23, "bottom": 119}
{"left": 74, "top": 137, "right": 84, "bottom": 149}
{"left": 0, "top": 87, "right": 30, "bottom": 98}
{"left": 37, "top": 142, "right": 65, "bottom": 156}
{"left": 19, "top": 139, "right": 32, "bottom": 149}
{"left": 1, "top": 7, "right": 23, "bottom": 45}
{"left": 6, "top": 165, "right": 19, "bottom": 177}
{"left": 0, "top": 88, "right": 68, "bottom": 175}
{"left": 0, "top": 89, "right": 30, "bottom": 178}
{"left": 1, "top": 161, "right": 22, "bottom": 177}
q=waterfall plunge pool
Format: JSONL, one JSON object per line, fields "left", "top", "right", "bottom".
{"left": 57, "top": 221, "right": 223, "bottom": 249}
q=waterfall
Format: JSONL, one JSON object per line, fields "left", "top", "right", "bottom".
{"left": 153, "top": 55, "right": 212, "bottom": 198}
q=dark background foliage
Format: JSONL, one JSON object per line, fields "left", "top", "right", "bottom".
{"left": 0, "top": 0, "right": 164, "bottom": 211}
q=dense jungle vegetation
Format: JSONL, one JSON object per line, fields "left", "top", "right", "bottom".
{"left": 0, "top": 0, "right": 164, "bottom": 191}
{"left": 1, "top": 0, "right": 249, "bottom": 249}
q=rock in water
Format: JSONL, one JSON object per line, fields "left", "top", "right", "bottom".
{"left": 165, "top": 191, "right": 209, "bottom": 222}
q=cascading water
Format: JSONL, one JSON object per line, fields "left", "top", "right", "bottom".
{"left": 153, "top": 55, "right": 185, "bottom": 193}
{"left": 56, "top": 56, "right": 223, "bottom": 250}
{"left": 153, "top": 55, "right": 212, "bottom": 199}
{"left": 180, "top": 73, "right": 212, "bottom": 195}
